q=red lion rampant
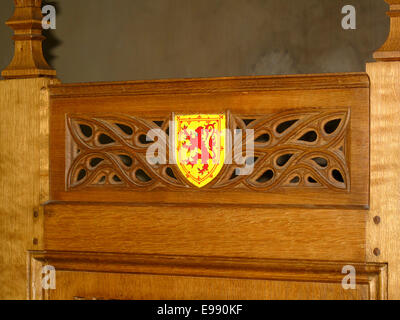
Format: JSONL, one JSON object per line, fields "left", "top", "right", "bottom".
{"left": 180, "top": 122, "right": 218, "bottom": 175}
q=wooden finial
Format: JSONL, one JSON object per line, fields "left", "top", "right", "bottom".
{"left": 374, "top": 0, "right": 400, "bottom": 61}
{"left": 1, "top": 0, "right": 56, "bottom": 79}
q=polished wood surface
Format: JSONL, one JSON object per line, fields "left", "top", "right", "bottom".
{"left": 49, "top": 73, "right": 369, "bottom": 208}
{"left": 367, "top": 61, "right": 400, "bottom": 299}
{"left": 28, "top": 251, "right": 387, "bottom": 300}
{"left": 1, "top": 0, "right": 56, "bottom": 79}
{"left": 0, "top": 78, "right": 58, "bottom": 299}
{"left": 42, "top": 203, "right": 366, "bottom": 262}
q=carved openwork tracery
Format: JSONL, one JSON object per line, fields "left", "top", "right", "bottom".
{"left": 66, "top": 109, "right": 350, "bottom": 192}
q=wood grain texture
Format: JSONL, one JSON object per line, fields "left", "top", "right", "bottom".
{"left": 367, "top": 61, "right": 400, "bottom": 299}
{"left": 1, "top": 0, "right": 56, "bottom": 79}
{"left": 43, "top": 203, "right": 366, "bottom": 262}
{"left": 49, "top": 73, "right": 370, "bottom": 208}
{"left": 43, "top": 272, "right": 372, "bottom": 300}
{"left": 0, "top": 78, "right": 58, "bottom": 299}
{"left": 28, "top": 251, "right": 387, "bottom": 300}
{"left": 374, "top": 0, "right": 400, "bottom": 61}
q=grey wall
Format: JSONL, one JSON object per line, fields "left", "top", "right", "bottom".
{"left": 0, "top": 0, "right": 390, "bottom": 83}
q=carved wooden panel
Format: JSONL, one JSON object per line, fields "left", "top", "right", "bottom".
{"left": 66, "top": 109, "right": 349, "bottom": 192}
{"left": 49, "top": 74, "right": 369, "bottom": 207}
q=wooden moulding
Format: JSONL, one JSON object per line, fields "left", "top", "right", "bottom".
{"left": 28, "top": 251, "right": 387, "bottom": 300}
{"left": 48, "top": 73, "right": 369, "bottom": 97}
{"left": 1, "top": 0, "right": 56, "bottom": 79}
{"left": 374, "top": 0, "right": 400, "bottom": 61}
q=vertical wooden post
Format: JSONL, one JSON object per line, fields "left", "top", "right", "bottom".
{"left": 374, "top": 0, "right": 400, "bottom": 61}
{"left": 1, "top": 0, "right": 56, "bottom": 79}
{"left": 367, "top": 0, "right": 400, "bottom": 300}
{"left": 0, "top": 0, "right": 58, "bottom": 299}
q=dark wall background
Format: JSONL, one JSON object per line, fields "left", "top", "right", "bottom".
{"left": 0, "top": 0, "right": 390, "bottom": 83}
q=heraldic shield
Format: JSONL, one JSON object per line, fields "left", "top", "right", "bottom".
{"left": 175, "top": 114, "right": 226, "bottom": 188}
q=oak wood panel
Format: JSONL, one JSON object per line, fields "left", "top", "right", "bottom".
{"left": 28, "top": 251, "right": 387, "bottom": 300}
{"left": 367, "top": 61, "right": 400, "bottom": 299}
{"left": 42, "top": 203, "right": 366, "bottom": 262}
{"left": 49, "top": 73, "right": 369, "bottom": 208}
{"left": 0, "top": 78, "right": 58, "bottom": 299}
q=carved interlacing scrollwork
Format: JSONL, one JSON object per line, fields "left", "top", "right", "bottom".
{"left": 66, "top": 109, "right": 350, "bottom": 192}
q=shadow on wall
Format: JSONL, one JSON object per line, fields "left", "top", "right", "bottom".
{"left": 0, "top": 2, "right": 13, "bottom": 74}
{"left": 42, "top": 1, "right": 62, "bottom": 68}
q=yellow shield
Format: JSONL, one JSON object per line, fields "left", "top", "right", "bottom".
{"left": 175, "top": 114, "right": 226, "bottom": 188}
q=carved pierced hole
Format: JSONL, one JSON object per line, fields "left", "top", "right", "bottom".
{"left": 289, "top": 176, "right": 300, "bottom": 184}
{"left": 89, "top": 158, "right": 104, "bottom": 168}
{"left": 115, "top": 123, "right": 133, "bottom": 135}
{"left": 230, "top": 170, "right": 239, "bottom": 180}
{"left": 118, "top": 155, "right": 133, "bottom": 167}
{"left": 98, "top": 134, "right": 115, "bottom": 145}
{"left": 276, "top": 120, "right": 298, "bottom": 134}
{"left": 77, "top": 169, "right": 86, "bottom": 182}
{"left": 324, "top": 119, "right": 341, "bottom": 135}
{"left": 331, "top": 169, "right": 344, "bottom": 183}
{"left": 256, "top": 170, "right": 274, "bottom": 183}
{"left": 166, "top": 167, "right": 177, "bottom": 180}
{"left": 136, "top": 169, "right": 152, "bottom": 182}
{"left": 312, "top": 157, "right": 328, "bottom": 168}
{"left": 243, "top": 119, "right": 256, "bottom": 126}
{"left": 112, "top": 175, "right": 122, "bottom": 183}
{"left": 255, "top": 133, "right": 270, "bottom": 143}
{"left": 79, "top": 124, "right": 92, "bottom": 138}
{"left": 165, "top": 127, "right": 170, "bottom": 136}
{"left": 138, "top": 134, "right": 154, "bottom": 145}
{"left": 276, "top": 154, "right": 293, "bottom": 167}
{"left": 153, "top": 121, "right": 164, "bottom": 127}
{"left": 298, "top": 131, "right": 317, "bottom": 143}
{"left": 98, "top": 176, "right": 106, "bottom": 184}
{"left": 307, "top": 176, "right": 318, "bottom": 184}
